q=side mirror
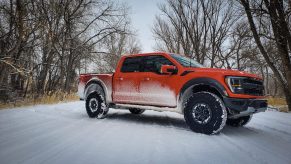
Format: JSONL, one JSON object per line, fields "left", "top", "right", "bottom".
{"left": 160, "top": 65, "right": 178, "bottom": 75}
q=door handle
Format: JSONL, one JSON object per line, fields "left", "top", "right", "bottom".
{"left": 118, "top": 77, "right": 123, "bottom": 81}
{"left": 144, "top": 77, "right": 150, "bottom": 81}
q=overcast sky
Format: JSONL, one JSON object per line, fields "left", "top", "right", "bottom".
{"left": 123, "top": 0, "right": 161, "bottom": 52}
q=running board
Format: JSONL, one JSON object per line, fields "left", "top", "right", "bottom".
{"left": 111, "top": 103, "right": 181, "bottom": 113}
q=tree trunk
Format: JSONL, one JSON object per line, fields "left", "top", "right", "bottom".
{"left": 240, "top": 0, "right": 291, "bottom": 111}
{"left": 265, "top": 66, "right": 269, "bottom": 95}
{"left": 273, "top": 76, "right": 278, "bottom": 97}
{"left": 283, "top": 88, "right": 291, "bottom": 111}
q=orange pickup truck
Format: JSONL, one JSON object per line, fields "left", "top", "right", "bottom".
{"left": 78, "top": 52, "right": 267, "bottom": 134}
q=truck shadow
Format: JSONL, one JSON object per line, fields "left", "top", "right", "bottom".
{"left": 105, "top": 111, "right": 190, "bottom": 131}
{"left": 221, "top": 126, "right": 260, "bottom": 136}
{"left": 105, "top": 111, "right": 265, "bottom": 136}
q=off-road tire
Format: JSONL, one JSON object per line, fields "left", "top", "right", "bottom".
{"left": 129, "top": 108, "right": 145, "bottom": 114}
{"left": 184, "top": 91, "right": 227, "bottom": 135}
{"left": 226, "top": 115, "right": 252, "bottom": 127}
{"left": 85, "top": 92, "right": 108, "bottom": 119}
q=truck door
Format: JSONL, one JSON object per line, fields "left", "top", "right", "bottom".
{"left": 112, "top": 56, "right": 143, "bottom": 104}
{"left": 137, "top": 55, "right": 178, "bottom": 107}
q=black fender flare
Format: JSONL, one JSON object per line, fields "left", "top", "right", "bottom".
{"left": 178, "top": 77, "right": 228, "bottom": 105}
{"left": 84, "top": 80, "right": 106, "bottom": 101}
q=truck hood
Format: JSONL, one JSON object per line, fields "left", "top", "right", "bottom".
{"left": 186, "top": 68, "right": 262, "bottom": 79}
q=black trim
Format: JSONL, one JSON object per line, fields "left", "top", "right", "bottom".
{"left": 85, "top": 81, "right": 106, "bottom": 101}
{"left": 85, "top": 80, "right": 102, "bottom": 91}
{"left": 166, "top": 68, "right": 178, "bottom": 74}
{"left": 226, "top": 76, "right": 264, "bottom": 96}
{"left": 180, "top": 70, "right": 194, "bottom": 76}
{"left": 223, "top": 97, "right": 267, "bottom": 112}
{"left": 180, "top": 78, "right": 227, "bottom": 99}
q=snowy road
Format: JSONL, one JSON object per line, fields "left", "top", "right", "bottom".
{"left": 1, "top": 101, "right": 291, "bottom": 164}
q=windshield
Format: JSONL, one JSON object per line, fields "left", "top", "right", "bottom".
{"left": 170, "top": 54, "right": 204, "bottom": 68}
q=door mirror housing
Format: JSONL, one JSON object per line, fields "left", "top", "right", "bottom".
{"left": 160, "top": 65, "right": 178, "bottom": 75}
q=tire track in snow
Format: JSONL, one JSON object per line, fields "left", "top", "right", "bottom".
{"left": 0, "top": 109, "right": 112, "bottom": 164}
{"left": 221, "top": 126, "right": 291, "bottom": 164}
{"left": 249, "top": 115, "right": 291, "bottom": 143}
{"left": 219, "top": 132, "right": 269, "bottom": 164}
{"left": 32, "top": 112, "right": 119, "bottom": 164}
{"left": 251, "top": 117, "right": 291, "bottom": 135}
{"left": 250, "top": 121, "right": 291, "bottom": 137}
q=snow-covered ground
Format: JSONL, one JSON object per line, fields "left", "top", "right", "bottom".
{"left": 1, "top": 101, "right": 291, "bottom": 164}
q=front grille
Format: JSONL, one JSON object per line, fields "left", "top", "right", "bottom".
{"left": 242, "top": 78, "right": 264, "bottom": 96}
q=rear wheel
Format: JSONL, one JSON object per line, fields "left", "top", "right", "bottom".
{"left": 226, "top": 115, "right": 252, "bottom": 127}
{"left": 184, "top": 92, "right": 227, "bottom": 135}
{"left": 129, "top": 108, "right": 145, "bottom": 114}
{"left": 85, "top": 92, "right": 108, "bottom": 119}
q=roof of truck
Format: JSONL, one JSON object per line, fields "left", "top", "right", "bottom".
{"left": 122, "top": 52, "right": 170, "bottom": 57}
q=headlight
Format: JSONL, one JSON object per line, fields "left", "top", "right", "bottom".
{"left": 225, "top": 76, "right": 245, "bottom": 94}
{"left": 225, "top": 76, "right": 264, "bottom": 96}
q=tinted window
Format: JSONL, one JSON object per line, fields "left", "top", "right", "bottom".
{"left": 170, "top": 54, "right": 204, "bottom": 68}
{"left": 142, "top": 55, "right": 174, "bottom": 73}
{"left": 121, "top": 57, "right": 143, "bottom": 72}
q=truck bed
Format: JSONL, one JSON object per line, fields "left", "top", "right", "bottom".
{"left": 78, "top": 73, "right": 113, "bottom": 100}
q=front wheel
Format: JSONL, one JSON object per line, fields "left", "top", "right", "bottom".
{"left": 129, "top": 108, "right": 145, "bottom": 114}
{"left": 184, "top": 92, "right": 227, "bottom": 135}
{"left": 226, "top": 115, "right": 252, "bottom": 127}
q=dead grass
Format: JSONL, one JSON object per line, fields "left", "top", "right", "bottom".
{"left": 0, "top": 91, "right": 79, "bottom": 109}
{"left": 1, "top": 94, "right": 289, "bottom": 112}
{"left": 267, "top": 97, "right": 289, "bottom": 112}
{"left": 268, "top": 97, "right": 287, "bottom": 106}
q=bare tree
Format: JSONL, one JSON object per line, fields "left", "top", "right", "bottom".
{"left": 93, "top": 31, "right": 141, "bottom": 73}
{"left": 239, "top": 0, "right": 291, "bottom": 111}
{"left": 0, "top": 0, "right": 135, "bottom": 101}
{"left": 153, "top": 0, "right": 237, "bottom": 67}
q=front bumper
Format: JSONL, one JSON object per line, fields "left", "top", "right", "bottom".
{"left": 223, "top": 97, "right": 267, "bottom": 118}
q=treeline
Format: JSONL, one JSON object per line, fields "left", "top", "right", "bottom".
{"left": 0, "top": 0, "right": 140, "bottom": 101}
{"left": 153, "top": 0, "right": 291, "bottom": 111}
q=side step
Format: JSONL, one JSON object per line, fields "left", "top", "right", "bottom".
{"left": 109, "top": 103, "right": 180, "bottom": 113}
